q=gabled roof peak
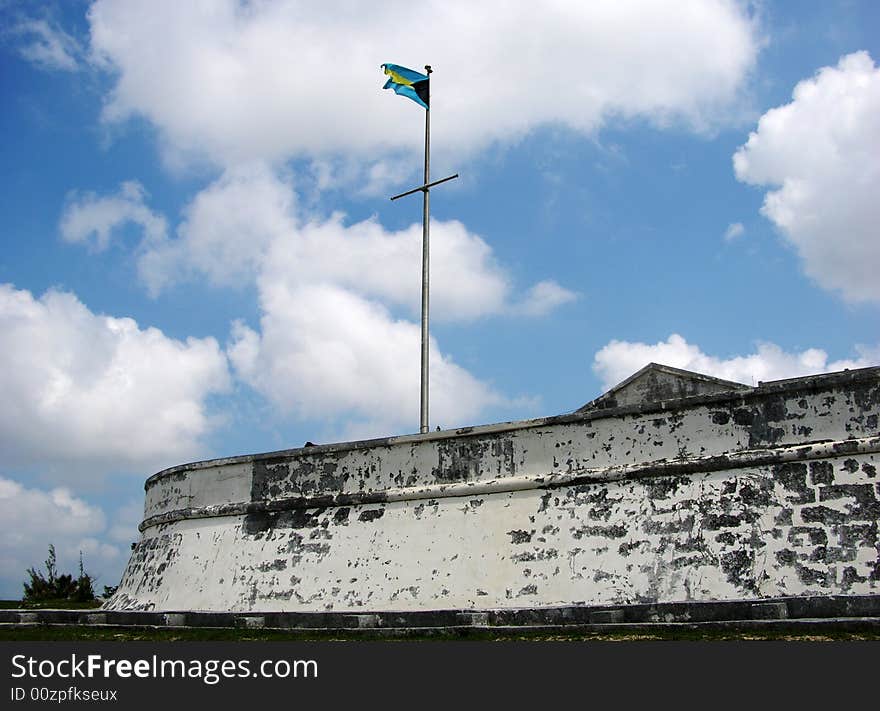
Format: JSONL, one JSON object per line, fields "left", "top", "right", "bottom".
{"left": 578, "top": 362, "right": 752, "bottom": 413}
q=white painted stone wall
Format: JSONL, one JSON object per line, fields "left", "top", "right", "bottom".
{"left": 108, "top": 369, "right": 880, "bottom": 612}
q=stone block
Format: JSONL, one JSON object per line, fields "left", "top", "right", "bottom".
{"left": 751, "top": 602, "right": 788, "bottom": 620}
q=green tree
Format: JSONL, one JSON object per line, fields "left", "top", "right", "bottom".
{"left": 73, "top": 552, "right": 95, "bottom": 602}
{"left": 22, "top": 545, "right": 97, "bottom": 603}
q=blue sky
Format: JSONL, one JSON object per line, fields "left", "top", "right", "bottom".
{"left": 0, "top": 0, "right": 878, "bottom": 598}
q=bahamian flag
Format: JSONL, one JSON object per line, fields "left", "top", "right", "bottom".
{"left": 381, "top": 63, "right": 429, "bottom": 109}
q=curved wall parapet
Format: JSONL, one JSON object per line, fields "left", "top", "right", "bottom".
{"left": 109, "top": 367, "right": 880, "bottom": 613}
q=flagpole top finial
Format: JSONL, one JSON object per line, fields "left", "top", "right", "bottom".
{"left": 425, "top": 65, "right": 432, "bottom": 74}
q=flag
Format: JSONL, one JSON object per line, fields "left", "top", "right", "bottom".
{"left": 381, "top": 63, "right": 429, "bottom": 109}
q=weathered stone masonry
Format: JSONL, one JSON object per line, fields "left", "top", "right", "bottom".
{"left": 107, "top": 364, "right": 880, "bottom": 612}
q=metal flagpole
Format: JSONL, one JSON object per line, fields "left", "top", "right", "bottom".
{"left": 420, "top": 65, "right": 432, "bottom": 434}
{"left": 386, "top": 64, "right": 458, "bottom": 435}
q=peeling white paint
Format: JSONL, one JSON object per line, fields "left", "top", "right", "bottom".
{"left": 108, "top": 367, "right": 880, "bottom": 612}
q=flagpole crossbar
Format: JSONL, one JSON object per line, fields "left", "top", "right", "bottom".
{"left": 389, "top": 173, "right": 460, "bottom": 201}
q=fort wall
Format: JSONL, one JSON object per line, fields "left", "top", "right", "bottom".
{"left": 107, "top": 367, "right": 880, "bottom": 612}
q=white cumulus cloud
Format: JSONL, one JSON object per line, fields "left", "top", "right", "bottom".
{"left": 88, "top": 167, "right": 575, "bottom": 324}
{"left": 514, "top": 280, "right": 579, "bottom": 317}
{"left": 60, "top": 181, "right": 167, "bottom": 253}
{"left": 259, "top": 211, "right": 513, "bottom": 323}
{"left": 87, "top": 0, "right": 760, "bottom": 173}
{"left": 593, "top": 333, "right": 879, "bottom": 390}
{"left": 11, "top": 18, "right": 81, "bottom": 72}
{"left": 64, "top": 166, "right": 572, "bottom": 434}
{"left": 734, "top": 51, "right": 880, "bottom": 303}
{"left": 0, "top": 476, "right": 122, "bottom": 598}
{"left": 724, "top": 222, "right": 745, "bottom": 241}
{"left": 228, "top": 284, "right": 505, "bottom": 436}
{"left": 106, "top": 500, "right": 143, "bottom": 546}
{"left": 138, "top": 165, "right": 293, "bottom": 294}
{"left": 0, "top": 284, "right": 231, "bottom": 480}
